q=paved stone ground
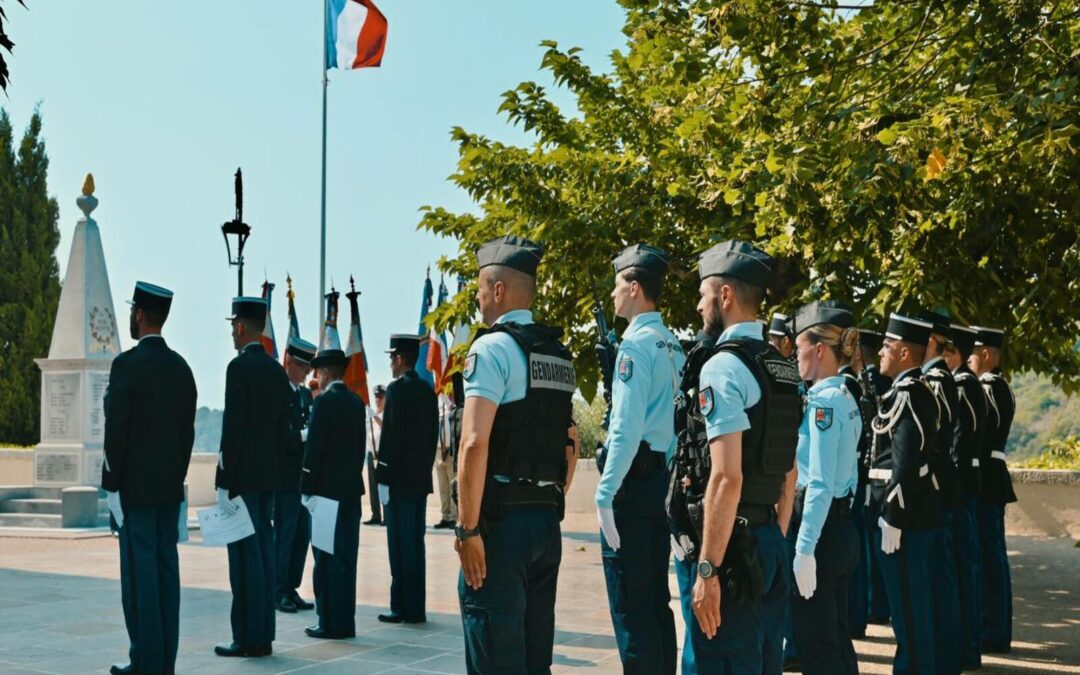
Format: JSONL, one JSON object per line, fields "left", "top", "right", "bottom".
{"left": 0, "top": 505, "right": 1077, "bottom": 674}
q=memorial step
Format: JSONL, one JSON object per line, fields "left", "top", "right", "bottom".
{"left": 0, "top": 498, "right": 62, "bottom": 515}
{"left": 0, "top": 512, "right": 61, "bottom": 528}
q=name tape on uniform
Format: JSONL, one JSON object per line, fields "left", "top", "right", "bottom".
{"left": 529, "top": 353, "right": 577, "bottom": 393}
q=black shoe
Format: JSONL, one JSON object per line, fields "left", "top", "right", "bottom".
{"left": 982, "top": 641, "right": 1011, "bottom": 654}
{"left": 432, "top": 519, "right": 454, "bottom": 529}
{"left": 276, "top": 596, "right": 298, "bottom": 613}
{"left": 377, "top": 613, "right": 403, "bottom": 624}
{"left": 364, "top": 518, "right": 382, "bottom": 526}
{"left": 290, "top": 591, "right": 315, "bottom": 610}
{"left": 305, "top": 624, "right": 355, "bottom": 639}
{"left": 110, "top": 665, "right": 137, "bottom": 675}
{"left": 214, "top": 642, "right": 272, "bottom": 658}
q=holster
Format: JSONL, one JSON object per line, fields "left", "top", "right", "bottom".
{"left": 720, "top": 518, "right": 764, "bottom": 604}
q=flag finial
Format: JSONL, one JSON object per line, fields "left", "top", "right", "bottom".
{"left": 349, "top": 275, "right": 357, "bottom": 294}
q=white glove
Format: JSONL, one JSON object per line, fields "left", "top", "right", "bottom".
{"left": 671, "top": 535, "right": 686, "bottom": 562}
{"left": 105, "top": 491, "right": 124, "bottom": 529}
{"left": 879, "top": 516, "right": 902, "bottom": 555}
{"left": 217, "top": 488, "right": 239, "bottom": 514}
{"left": 300, "top": 428, "right": 309, "bottom": 442}
{"left": 597, "top": 506, "right": 621, "bottom": 551}
{"left": 378, "top": 484, "right": 390, "bottom": 506}
{"left": 793, "top": 552, "right": 817, "bottom": 599}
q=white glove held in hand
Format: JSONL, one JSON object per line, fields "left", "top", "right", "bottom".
{"left": 106, "top": 490, "right": 124, "bottom": 529}
{"left": 378, "top": 484, "right": 390, "bottom": 506}
{"left": 597, "top": 506, "right": 621, "bottom": 551}
{"left": 879, "top": 516, "right": 902, "bottom": 554}
{"left": 793, "top": 552, "right": 817, "bottom": 599}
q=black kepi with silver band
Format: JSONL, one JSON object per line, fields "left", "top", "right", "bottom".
{"left": 970, "top": 325, "right": 1005, "bottom": 349}
{"left": 769, "top": 313, "right": 792, "bottom": 338}
{"left": 286, "top": 336, "right": 318, "bottom": 365}
{"left": 128, "top": 281, "right": 174, "bottom": 317}
{"left": 883, "top": 312, "right": 933, "bottom": 345}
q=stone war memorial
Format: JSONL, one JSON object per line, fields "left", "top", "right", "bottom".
{"left": 1, "top": 2, "right": 1079, "bottom": 674}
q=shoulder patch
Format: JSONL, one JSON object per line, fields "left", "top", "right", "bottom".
{"left": 463, "top": 353, "right": 477, "bottom": 381}
{"left": 698, "top": 386, "right": 714, "bottom": 417}
{"left": 814, "top": 406, "right": 834, "bottom": 430}
{"left": 618, "top": 356, "right": 633, "bottom": 382}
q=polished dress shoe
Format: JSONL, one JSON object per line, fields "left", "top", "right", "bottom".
{"left": 110, "top": 665, "right": 137, "bottom": 675}
{"left": 432, "top": 519, "right": 454, "bottom": 530}
{"left": 276, "top": 596, "right": 298, "bottom": 613}
{"left": 363, "top": 517, "right": 382, "bottom": 526}
{"left": 290, "top": 591, "right": 315, "bottom": 610}
{"left": 214, "top": 642, "right": 272, "bottom": 657}
{"left": 305, "top": 624, "right": 354, "bottom": 639}
{"left": 377, "top": 612, "right": 403, "bottom": 624}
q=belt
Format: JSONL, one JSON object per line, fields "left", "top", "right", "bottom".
{"left": 868, "top": 464, "right": 929, "bottom": 483}
{"left": 736, "top": 503, "right": 776, "bottom": 527}
{"left": 991, "top": 451, "right": 1006, "bottom": 461}
{"left": 794, "top": 487, "right": 852, "bottom": 518}
{"left": 972, "top": 458, "right": 981, "bottom": 467}
{"left": 488, "top": 480, "right": 561, "bottom": 511}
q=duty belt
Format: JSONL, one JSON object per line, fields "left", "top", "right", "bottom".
{"left": 793, "top": 487, "right": 852, "bottom": 519}
{"left": 735, "top": 503, "right": 776, "bottom": 528}
{"left": 488, "top": 480, "right": 561, "bottom": 511}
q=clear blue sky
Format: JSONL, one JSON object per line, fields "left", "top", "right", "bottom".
{"left": 5, "top": 0, "right": 626, "bottom": 405}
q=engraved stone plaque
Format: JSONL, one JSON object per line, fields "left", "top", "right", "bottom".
{"left": 87, "top": 372, "right": 109, "bottom": 441}
{"left": 84, "top": 451, "right": 103, "bottom": 487}
{"left": 36, "top": 453, "right": 80, "bottom": 484}
{"left": 43, "top": 373, "right": 81, "bottom": 442}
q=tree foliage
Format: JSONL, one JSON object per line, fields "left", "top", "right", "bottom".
{"left": 0, "top": 109, "right": 61, "bottom": 445}
{"left": 0, "top": 1, "right": 27, "bottom": 92}
{"left": 421, "top": 0, "right": 1080, "bottom": 400}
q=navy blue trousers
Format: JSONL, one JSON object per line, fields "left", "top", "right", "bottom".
{"left": 866, "top": 508, "right": 892, "bottom": 622}
{"left": 688, "top": 520, "right": 788, "bottom": 675}
{"left": 600, "top": 472, "right": 676, "bottom": 674}
{"left": 385, "top": 494, "right": 427, "bottom": 621}
{"left": 788, "top": 505, "right": 859, "bottom": 675}
{"left": 875, "top": 527, "right": 935, "bottom": 674}
{"left": 227, "top": 492, "right": 275, "bottom": 646}
{"left": 953, "top": 497, "right": 983, "bottom": 668}
{"left": 118, "top": 502, "right": 181, "bottom": 674}
{"left": 272, "top": 489, "right": 310, "bottom": 598}
{"left": 459, "top": 506, "right": 561, "bottom": 675}
{"left": 978, "top": 502, "right": 1012, "bottom": 649}
{"left": 848, "top": 494, "right": 870, "bottom": 637}
{"left": 312, "top": 499, "right": 360, "bottom": 635}
{"left": 931, "top": 513, "right": 963, "bottom": 675}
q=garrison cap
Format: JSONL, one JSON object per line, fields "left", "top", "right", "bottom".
{"left": 227, "top": 297, "right": 267, "bottom": 321}
{"left": 128, "top": 281, "right": 173, "bottom": 316}
{"left": 285, "top": 336, "right": 318, "bottom": 365}
{"left": 971, "top": 326, "right": 1005, "bottom": 349}
{"left": 386, "top": 334, "right": 422, "bottom": 357}
{"left": 311, "top": 348, "right": 348, "bottom": 369}
{"left": 917, "top": 309, "right": 951, "bottom": 337}
{"left": 884, "top": 312, "right": 933, "bottom": 345}
{"left": 859, "top": 329, "right": 883, "bottom": 351}
{"left": 768, "top": 313, "right": 792, "bottom": 338}
{"left": 476, "top": 235, "right": 544, "bottom": 277}
{"left": 792, "top": 300, "right": 856, "bottom": 334}
{"left": 949, "top": 325, "right": 978, "bottom": 354}
{"left": 612, "top": 244, "right": 669, "bottom": 278}
{"left": 697, "top": 240, "right": 773, "bottom": 288}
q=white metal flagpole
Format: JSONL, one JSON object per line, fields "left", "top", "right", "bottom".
{"left": 319, "top": 0, "right": 329, "bottom": 338}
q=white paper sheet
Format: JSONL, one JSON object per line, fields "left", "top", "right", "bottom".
{"left": 177, "top": 501, "right": 189, "bottom": 543}
{"left": 196, "top": 497, "right": 255, "bottom": 546}
{"left": 307, "top": 496, "right": 339, "bottom": 555}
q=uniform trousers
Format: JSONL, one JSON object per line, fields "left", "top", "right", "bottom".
{"left": 118, "top": 502, "right": 181, "bottom": 674}
{"left": 952, "top": 496, "right": 983, "bottom": 668}
{"left": 930, "top": 512, "right": 963, "bottom": 675}
{"left": 365, "top": 452, "right": 382, "bottom": 522}
{"left": 272, "top": 489, "right": 310, "bottom": 599}
{"left": 978, "top": 501, "right": 1012, "bottom": 649}
{"left": 385, "top": 494, "right": 427, "bottom": 621}
{"left": 600, "top": 470, "right": 676, "bottom": 674}
{"left": 875, "top": 527, "right": 935, "bottom": 674}
{"left": 459, "top": 506, "right": 561, "bottom": 675}
{"left": 312, "top": 499, "right": 361, "bottom": 636}
{"left": 847, "top": 492, "right": 870, "bottom": 637}
{"left": 866, "top": 509, "right": 892, "bottom": 622}
{"left": 435, "top": 450, "right": 458, "bottom": 523}
{"left": 227, "top": 492, "right": 276, "bottom": 646}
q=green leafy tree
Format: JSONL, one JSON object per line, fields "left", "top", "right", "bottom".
{"left": 421, "top": 0, "right": 1080, "bottom": 400}
{"left": 0, "top": 109, "right": 61, "bottom": 445}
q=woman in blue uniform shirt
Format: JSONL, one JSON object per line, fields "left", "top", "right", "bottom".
{"left": 787, "top": 301, "right": 862, "bottom": 675}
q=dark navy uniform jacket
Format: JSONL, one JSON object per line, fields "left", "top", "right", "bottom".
{"left": 376, "top": 369, "right": 439, "bottom": 498}
{"left": 275, "top": 383, "right": 313, "bottom": 492}
{"left": 301, "top": 381, "right": 366, "bottom": 501}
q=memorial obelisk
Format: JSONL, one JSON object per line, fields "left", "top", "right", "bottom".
{"left": 33, "top": 174, "right": 121, "bottom": 487}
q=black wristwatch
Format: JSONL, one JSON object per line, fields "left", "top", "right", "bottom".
{"left": 455, "top": 524, "right": 481, "bottom": 541}
{"left": 697, "top": 560, "right": 719, "bottom": 579}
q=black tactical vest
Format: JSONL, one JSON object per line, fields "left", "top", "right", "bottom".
{"left": 484, "top": 322, "right": 576, "bottom": 484}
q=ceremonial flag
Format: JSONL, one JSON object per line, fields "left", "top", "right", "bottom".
{"left": 321, "top": 288, "right": 342, "bottom": 352}
{"left": 426, "top": 276, "right": 450, "bottom": 391}
{"left": 344, "top": 277, "right": 371, "bottom": 405}
{"left": 325, "top": 0, "right": 388, "bottom": 71}
{"left": 260, "top": 280, "right": 278, "bottom": 359}
{"left": 283, "top": 275, "right": 301, "bottom": 365}
{"left": 414, "top": 271, "right": 435, "bottom": 388}
{"left": 443, "top": 277, "right": 472, "bottom": 391}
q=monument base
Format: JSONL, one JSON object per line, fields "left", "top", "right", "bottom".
{"left": 33, "top": 358, "right": 112, "bottom": 488}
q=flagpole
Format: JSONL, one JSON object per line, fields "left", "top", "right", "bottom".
{"left": 319, "top": 0, "right": 329, "bottom": 338}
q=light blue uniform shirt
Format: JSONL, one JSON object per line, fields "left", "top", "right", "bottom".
{"left": 463, "top": 309, "right": 533, "bottom": 405}
{"left": 794, "top": 375, "right": 861, "bottom": 556}
{"left": 595, "top": 312, "right": 686, "bottom": 508}
{"left": 698, "top": 322, "right": 765, "bottom": 441}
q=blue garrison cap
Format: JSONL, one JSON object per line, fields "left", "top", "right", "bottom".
{"left": 285, "top": 336, "right": 318, "bottom": 365}
{"left": 612, "top": 244, "right": 669, "bottom": 278}
{"left": 227, "top": 297, "right": 267, "bottom": 321}
{"left": 697, "top": 240, "right": 773, "bottom": 288}
{"left": 128, "top": 281, "right": 173, "bottom": 316}
{"left": 477, "top": 235, "right": 544, "bottom": 277}
{"left": 792, "top": 300, "right": 856, "bottom": 334}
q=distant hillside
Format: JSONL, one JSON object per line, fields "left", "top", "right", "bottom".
{"left": 1007, "top": 373, "right": 1080, "bottom": 462}
{"left": 194, "top": 407, "right": 222, "bottom": 454}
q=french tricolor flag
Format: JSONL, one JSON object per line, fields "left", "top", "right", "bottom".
{"left": 326, "top": 0, "right": 388, "bottom": 71}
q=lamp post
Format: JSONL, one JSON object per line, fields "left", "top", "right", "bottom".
{"left": 220, "top": 168, "right": 250, "bottom": 296}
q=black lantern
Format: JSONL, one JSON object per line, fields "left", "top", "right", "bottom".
{"left": 221, "top": 167, "right": 250, "bottom": 296}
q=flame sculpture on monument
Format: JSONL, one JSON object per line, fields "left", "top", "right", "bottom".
{"left": 33, "top": 174, "right": 122, "bottom": 488}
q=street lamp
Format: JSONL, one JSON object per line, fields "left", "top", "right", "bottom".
{"left": 220, "top": 167, "right": 250, "bottom": 296}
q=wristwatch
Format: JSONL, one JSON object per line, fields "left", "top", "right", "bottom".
{"left": 697, "top": 559, "right": 719, "bottom": 579}
{"left": 454, "top": 524, "right": 482, "bottom": 541}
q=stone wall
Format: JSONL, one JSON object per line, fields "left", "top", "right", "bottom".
{"left": 0, "top": 448, "right": 34, "bottom": 486}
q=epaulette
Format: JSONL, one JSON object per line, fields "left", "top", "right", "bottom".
{"left": 979, "top": 371, "right": 1002, "bottom": 383}
{"left": 895, "top": 377, "right": 928, "bottom": 392}
{"left": 954, "top": 371, "right": 977, "bottom": 382}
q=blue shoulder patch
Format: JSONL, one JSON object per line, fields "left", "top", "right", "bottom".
{"left": 698, "top": 386, "right": 714, "bottom": 417}
{"left": 814, "top": 406, "right": 833, "bottom": 430}
{"left": 618, "top": 357, "right": 633, "bottom": 382}
{"left": 463, "top": 353, "right": 477, "bottom": 381}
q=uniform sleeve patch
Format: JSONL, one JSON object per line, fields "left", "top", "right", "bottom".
{"left": 618, "top": 356, "right": 633, "bottom": 382}
{"left": 463, "top": 353, "right": 477, "bottom": 381}
{"left": 814, "top": 406, "right": 833, "bottom": 430}
{"left": 698, "top": 386, "right": 714, "bottom": 417}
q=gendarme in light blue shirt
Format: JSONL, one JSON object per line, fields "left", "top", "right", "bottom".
{"left": 595, "top": 312, "right": 686, "bottom": 509}
{"left": 463, "top": 309, "right": 533, "bottom": 404}
{"left": 794, "top": 375, "right": 861, "bottom": 556}
{"left": 699, "top": 322, "right": 765, "bottom": 441}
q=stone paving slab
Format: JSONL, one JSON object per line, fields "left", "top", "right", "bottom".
{"left": 0, "top": 503, "right": 1077, "bottom": 673}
